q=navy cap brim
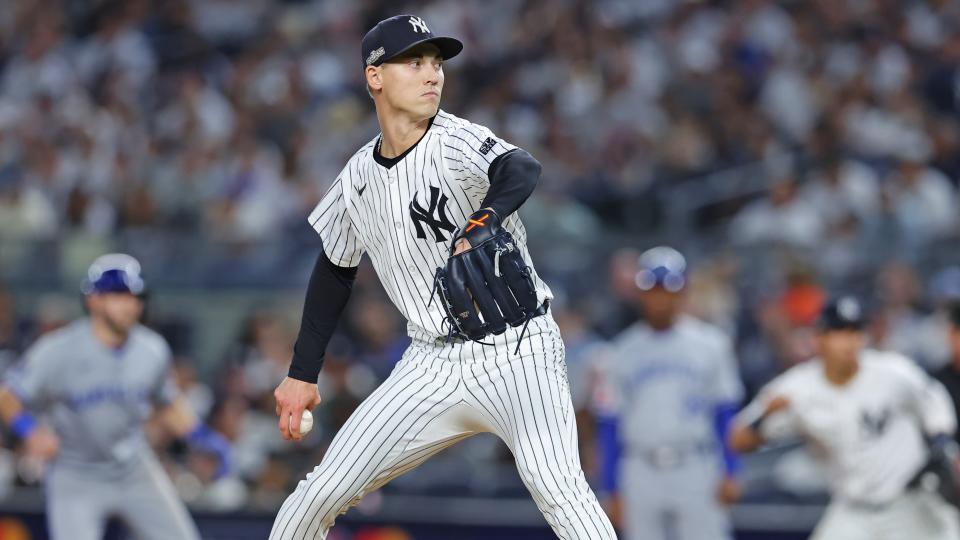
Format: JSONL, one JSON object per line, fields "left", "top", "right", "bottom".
{"left": 378, "top": 36, "right": 463, "bottom": 65}
{"left": 818, "top": 321, "right": 865, "bottom": 332}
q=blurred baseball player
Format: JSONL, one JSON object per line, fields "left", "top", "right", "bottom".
{"left": 595, "top": 246, "right": 744, "bottom": 540}
{"left": 935, "top": 302, "right": 960, "bottom": 444}
{"left": 0, "top": 253, "right": 230, "bottom": 540}
{"left": 730, "top": 296, "right": 960, "bottom": 540}
{"left": 270, "top": 14, "right": 616, "bottom": 540}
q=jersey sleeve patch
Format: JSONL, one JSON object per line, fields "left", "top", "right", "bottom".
{"left": 479, "top": 137, "right": 497, "bottom": 155}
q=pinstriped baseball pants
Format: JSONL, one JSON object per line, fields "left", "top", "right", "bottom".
{"left": 270, "top": 314, "right": 617, "bottom": 539}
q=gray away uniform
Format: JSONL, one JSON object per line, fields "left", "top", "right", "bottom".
{"left": 5, "top": 319, "right": 200, "bottom": 540}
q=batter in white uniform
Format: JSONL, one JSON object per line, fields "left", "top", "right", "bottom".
{"left": 596, "top": 246, "right": 744, "bottom": 540}
{"left": 269, "top": 14, "right": 615, "bottom": 540}
{"left": 731, "top": 296, "right": 960, "bottom": 540}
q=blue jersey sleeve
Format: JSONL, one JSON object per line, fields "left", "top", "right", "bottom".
{"left": 713, "top": 401, "right": 741, "bottom": 475}
{"left": 597, "top": 413, "right": 621, "bottom": 493}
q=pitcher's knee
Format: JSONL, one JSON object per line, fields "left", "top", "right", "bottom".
{"left": 518, "top": 466, "right": 568, "bottom": 502}
{"left": 271, "top": 479, "right": 356, "bottom": 539}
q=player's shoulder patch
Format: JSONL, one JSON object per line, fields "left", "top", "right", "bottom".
{"left": 479, "top": 137, "right": 497, "bottom": 155}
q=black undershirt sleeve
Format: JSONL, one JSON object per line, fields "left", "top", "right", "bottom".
{"left": 287, "top": 247, "right": 358, "bottom": 383}
{"left": 480, "top": 148, "right": 541, "bottom": 218}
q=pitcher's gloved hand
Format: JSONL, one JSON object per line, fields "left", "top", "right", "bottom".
{"left": 432, "top": 208, "right": 540, "bottom": 345}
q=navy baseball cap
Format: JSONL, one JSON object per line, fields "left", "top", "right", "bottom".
{"left": 635, "top": 246, "right": 687, "bottom": 292}
{"left": 818, "top": 296, "right": 865, "bottom": 331}
{"left": 361, "top": 15, "right": 463, "bottom": 69}
{"left": 81, "top": 253, "right": 146, "bottom": 296}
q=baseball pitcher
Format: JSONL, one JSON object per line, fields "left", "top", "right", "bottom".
{"left": 270, "top": 14, "right": 616, "bottom": 540}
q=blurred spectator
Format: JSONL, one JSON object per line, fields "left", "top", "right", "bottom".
{"left": 1, "top": 9, "right": 76, "bottom": 103}
{"left": 801, "top": 154, "right": 880, "bottom": 228}
{"left": 684, "top": 254, "right": 739, "bottom": 335}
{"left": 871, "top": 262, "right": 948, "bottom": 370}
{"left": 0, "top": 166, "right": 57, "bottom": 239}
{"left": 224, "top": 311, "right": 295, "bottom": 399}
{"left": 594, "top": 247, "right": 642, "bottom": 339}
{"left": 758, "top": 265, "right": 823, "bottom": 368}
{"left": 883, "top": 149, "right": 958, "bottom": 250}
{"left": 730, "top": 158, "right": 822, "bottom": 248}
{"left": 172, "top": 357, "right": 215, "bottom": 420}
{"left": 248, "top": 452, "right": 294, "bottom": 511}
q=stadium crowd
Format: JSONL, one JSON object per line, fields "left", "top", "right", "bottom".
{"left": 2, "top": 0, "right": 960, "bottom": 513}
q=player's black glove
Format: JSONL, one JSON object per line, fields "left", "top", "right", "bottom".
{"left": 913, "top": 435, "right": 960, "bottom": 510}
{"left": 431, "top": 209, "right": 541, "bottom": 350}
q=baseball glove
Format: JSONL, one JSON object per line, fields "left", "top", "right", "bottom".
{"left": 431, "top": 209, "right": 541, "bottom": 350}
{"left": 913, "top": 437, "right": 960, "bottom": 510}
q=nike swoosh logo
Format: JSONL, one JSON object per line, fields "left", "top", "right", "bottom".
{"left": 355, "top": 185, "right": 367, "bottom": 197}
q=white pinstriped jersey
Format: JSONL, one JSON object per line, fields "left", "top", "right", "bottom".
{"left": 737, "top": 349, "right": 957, "bottom": 505}
{"left": 307, "top": 109, "right": 553, "bottom": 339}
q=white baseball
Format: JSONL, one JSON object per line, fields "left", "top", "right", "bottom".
{"left": 296, "top": 410, "right": 313, "bottom": 436}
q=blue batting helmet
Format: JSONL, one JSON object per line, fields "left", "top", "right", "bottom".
{"left": 635, "top": 246, "right": 687, "bottom": 293}
{"left": 81, "top": 253, "right": 146, "bottom": 296}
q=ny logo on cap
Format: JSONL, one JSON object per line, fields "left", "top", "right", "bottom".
{"left": 409, "top": 16, "right": 430, "bottom": 33}
{"left": 838, "top": 297, "right": 860, "bottom": 320}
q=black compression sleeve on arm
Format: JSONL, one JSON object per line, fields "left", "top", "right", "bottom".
{"left": 480, "top": 148, "right": 541, "bottom": 218}
{"left": 287, "top": 247, "right": 358, "bottom": 383}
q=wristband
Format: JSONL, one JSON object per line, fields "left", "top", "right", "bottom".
{"left": 10, "top": 412, "right": 37, "bottom": 439}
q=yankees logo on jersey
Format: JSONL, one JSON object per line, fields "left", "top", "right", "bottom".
{"left": 307, "top": 110, "right": 553, "bottom": 340}
{"left": 860, "top": 408, "right": 892, "bottom": 439}
{"left": 410, "top": 186, "right": 455, "bottom": 241}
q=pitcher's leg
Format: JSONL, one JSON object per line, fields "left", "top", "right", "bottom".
{"left": 467, "top": 328, "right": 617, "bottom": 539}
{"left": 270, "top": 353, "right": 470, "bottom": 540}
